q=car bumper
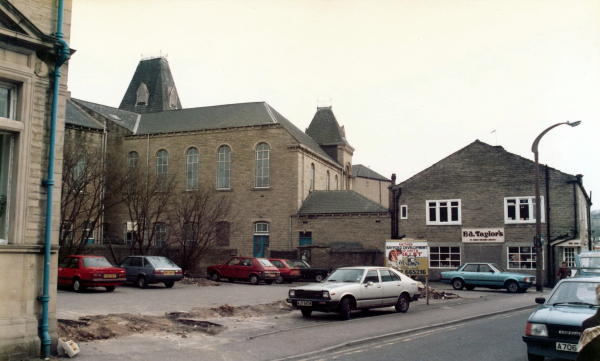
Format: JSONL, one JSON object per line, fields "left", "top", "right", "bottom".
{"left": 522, "top": 335, "right": 579, "bottom": 360}
{"left": 287, "top": 298, "right": 340, "bottom": 311}
{"left": 82, "top": 279, "right": 125, "bottom": 287}
{"left": 150, "top": 274, "right": 184, "bottom": 283}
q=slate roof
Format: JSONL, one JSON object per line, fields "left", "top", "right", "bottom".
{"left": 65, "top": 99, "right": 104, "bottom": 130}
{"left": 298, "top": 191, "right": 388, "bottom": 215}
{"left": 352, "top": 165, "right": 390, "bottom": 181}
{"left": 305, "top": 107, "right": 350, "bottom": 146}
{"left": 118, "top": 57, "right": 182, "bottom": 114}
{"left": 71, "top": 98, "right": 140, "bottom": 132}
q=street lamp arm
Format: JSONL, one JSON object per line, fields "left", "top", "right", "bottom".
{"left": 531, "top": 122, "right": 568, "bottom": 154}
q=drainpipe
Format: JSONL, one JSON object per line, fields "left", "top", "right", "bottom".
{"left": 39, "top": 0, "right": 70, "bottom": 358}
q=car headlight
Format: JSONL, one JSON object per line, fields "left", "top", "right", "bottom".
{"left": 527, "top": 323, "right": 548, "bottom": 337}
{"left": 289, "top": 290, "right": 295, "bottom": 297}
{"left": 322, "top": 291, "right": 329, "bottom": 298}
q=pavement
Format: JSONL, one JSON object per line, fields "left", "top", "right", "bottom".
{"left": 53, "top": 280, "right": 552, "bottom": 360}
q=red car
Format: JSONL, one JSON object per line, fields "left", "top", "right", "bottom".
{"left": 207, "top": 257, "right": 280, "bottom": 285}
{"left": 268, "top": 259, "right": 301, "bottom": 284}
{"left": 58, "top": 255, "right": 126, "bottom": 292}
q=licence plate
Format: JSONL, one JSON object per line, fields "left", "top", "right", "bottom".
{"left": 556, "top": 342, "right": 578, "bottom": 352}
{"left": 103, "top": 274, "right": 117, "bottom": 279}
{"left": 297, "top": 301, "right": 312, "bottom": 306}
{"left": 164, "top": 271, "right": 175, "bottom": 275}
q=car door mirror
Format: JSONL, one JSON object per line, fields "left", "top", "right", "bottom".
{"left": 535, "top": 297, "right": 545, "bottom": 304}
{"left": 364, "top": 281, "right": 374, "bottom": 287}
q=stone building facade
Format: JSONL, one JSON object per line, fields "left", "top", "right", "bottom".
{"left": 352, "top": 164, "right": 391, "bottom": 208}
{"left": 65, "top": 57, "right": 390, "bottom": 268}
{"left": 390, "top": 140, "right": 591, "bottom": 285}
{"left": 0, "top": 0, "right": 72, "bottom": 358}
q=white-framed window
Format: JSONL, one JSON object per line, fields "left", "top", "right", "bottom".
{"left": 504, "top": 196, "right": 544, "bottom": 224}
{"left": 310, "top": 163, "right": 315, "bottom": 191}
{"left": 326, "top": 171, "right": 330, "bottom": 190}
{"left": 0, "top": 82, "right": 17, "bottom": 120}
{"left": 217, "top": 145, "right": 231, "bottom": 189}
{"left": 430, "top": 246, "right": 461, "bottom": 268}
{"left": 564, "top": 247, "right": 575, "bottom": 267}
{"left": 154, "top": 223, "right": 167, "bottom": 247}
{"left": 508, "top": 246, "right": 543, "bottom": 270}
{"left": 127, "top": 151, "right": 139, "bottom": 168}
{"left": 255, "top": 222, "right": 269, "bottom": 234}
{"left": 255, "top": 143, "right": 270, "bottom": 188}
{"left": 156, "top": 149, "right": 168, "bottom": 187}
{"left": 185, "top": 147, "right": 199, "bottom": 190}
{"left": 136, "top": 83, "right": 149, "bottom": 106}
{"left": 125, "top": 222, "right": 137, "bottom": 245}
{"left": 426, "top": 200, "right": 461, "bottom": 225}
{"left": 400, "top": 205, "right": 408, "bottom": 219}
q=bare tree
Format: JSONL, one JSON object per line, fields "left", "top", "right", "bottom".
{"left": 60, "top": 134, "right": 128, "bottom": 257}
{"left": 168, "top": 186, "right": 237, "bottom": 273}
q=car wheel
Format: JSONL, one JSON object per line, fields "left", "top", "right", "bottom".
{"left": 395, "top": 293, "right": 410, "bottom": 313}
{"left": 164, "top": 281, "right": 175, "bottom": 288}
{"left": 506, "top": 281, "right": 519, "bottom": 293}
{"left": 105, "top": 286, "right": 116, "bottom": 292}
{"left": 452, "top": 278, "right": 465, "bottom": 290}
{"left": 73, "top": 278, "right": 85, "bottom": 293}
{"left": 315, "top": 274, "right": 324, "bottom": 282}
{"left": 527, "top": 352, "right": 544, "bottom": 361}
{"left": 275, "top": 275, "right": 284, "bottom": 284}
{"left": 465, "top": 285, "right": 475, "bottom": 291}
{"left": 211, "top": 272, "right": 221, "bottom": 282}
{"left": 249, "top": 274, "right": 260, "bottom": 285}
{"left": 339, "top": 298, "right": 352, "bottom": 320}
{"left": 301, "top": 308, "right": 312, "bottom": 317}
{"left": 137, "top": 275, "right": 148, "bottom": 289}
{"left": 265, "top": 280, "right": 273, "bottom": 285}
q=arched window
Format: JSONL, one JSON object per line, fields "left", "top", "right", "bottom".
{"left": 255, "top": 143, "right": 270, "bottom": 188}
{"left": 136, "top": 83, "right": 149, "bottom": 106}
{"left": 217, "top": 145, "right": 231, "bottom": 189}
{"left": 185, "top": 147, "right": 199, "bottom": 190}
{"left": 127, "top": 151, "right": 139, "bottom": 168}
{"left": 310, "top": 163, "right": 315, "bottom": 191}
{"left": 326, "top": 171, "right": 330, "bottom": 190}
{"left": 168, "top": 86, "right": 178, "bottom": 108}
{"left": 334, "top": 175, "right": 339, "bottom": 190}
{"left": 156, "top": 149, "right": 168, "bottom": 186}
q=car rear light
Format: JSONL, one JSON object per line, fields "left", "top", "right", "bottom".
{"left": 176, "top": 270, "right": 182, "bottom": 275}
{"left": 154, "top": 269, "right": 164, "bottom": 275}
{"left": 119, "top": 274, "right": 126, "bottom": 278}
{"left": 92, "top": 273, "right": 102, "bottom": 279}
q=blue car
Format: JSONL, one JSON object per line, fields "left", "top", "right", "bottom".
{"left": 522, "top": 276, "right": 600, "bottom": 360}
{"left": 439, "top": 262, "right": 535, "bottom": 293}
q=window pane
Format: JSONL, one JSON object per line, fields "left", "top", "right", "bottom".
{"left": 186, "top": 148, "right": 199, "bottom": 190}
{"left": 451, "top": 207, "right": 458, "bottom": 222}
{"left": 0, "top": 134, "right": 13, "bottom": 240}
{"left": 127, "top": 152, "right": 139, "bottom": 168}
{"left": 0, "top": 88, "right": 9, "bottom": 119}
{"left": 439, "top": 205, "right": 448, "bottom": 222}
{"left": 217, "top": 146, "right": 231, "bottom": 189}
{"left": 429, "top": 207, "right": 436, "bottom": 222}
{"left": 255, "top": 144, "right": 269, "bottom": 187}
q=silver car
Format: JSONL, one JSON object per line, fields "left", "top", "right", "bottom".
{"left": 287, "top": 266, "right": 419, "bottom": 320}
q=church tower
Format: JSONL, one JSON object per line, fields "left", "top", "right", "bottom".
{"left": 119, "top": 56, "right": 182, "bottom": 114}
{"left": 306, "top": 106, "right": 355, "bottom": 189}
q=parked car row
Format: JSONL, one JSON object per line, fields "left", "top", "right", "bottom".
{"left": 58, "top": 255, "right": 183, "bottom": 292}
{"left": 206, "top": 257, "right": 329, "bottom": 285}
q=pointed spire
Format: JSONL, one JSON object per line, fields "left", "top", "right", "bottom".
{"left": 119, "top": 57, "right": 182, "bottom": 114}
{"left": 306, "top": 107, "right": 348, "bottom": 146}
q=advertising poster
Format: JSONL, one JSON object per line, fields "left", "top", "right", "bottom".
{"left": 385, "top": 240, "right": 429, "bottom": 276}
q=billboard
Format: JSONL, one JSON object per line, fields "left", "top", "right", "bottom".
{"left": 385, "top": 240, "right": 429, "bottom": 276}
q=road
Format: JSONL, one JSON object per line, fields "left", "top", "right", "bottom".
{"left": 55, "top": 281, "right": 557, "bottom": 360}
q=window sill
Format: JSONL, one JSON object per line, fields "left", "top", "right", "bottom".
{"left": 252, "top": 187, "right": 272, "bottom": 191}
{"left": 217, "top": 188, "right": 233, "bottom": 192}
{"left": 426, "top": 222, "right": 462, "bottom": 226}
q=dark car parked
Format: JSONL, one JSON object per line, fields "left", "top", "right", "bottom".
{"left": 118, "top": 256, "right": 183, "bottom": 289}
{"left": 207, "top": 257, "right": 280, "bottom": 285}
{"left": 287, "top": 259, "right": 329, "bottom": 282}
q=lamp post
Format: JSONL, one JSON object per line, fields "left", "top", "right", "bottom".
{"left": 531, "top": 121, "right": 581, "bottom": 292}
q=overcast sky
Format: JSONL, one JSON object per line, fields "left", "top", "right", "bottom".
{"left": 68, "top": 0, "right": 600, "bottom": 210}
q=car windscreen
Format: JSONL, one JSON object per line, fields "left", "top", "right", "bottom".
{"left": 581, "top": 256, "right": 600, "bottom": 272}
{"left": 257, "top": 259, "right": 274, "bottom": 267}
{"left": 325, "top": 269, "right": 365, "bottom": 283}
{"left": 546, "top": 281, "right": 600, "bottom": 306}
{"left": 82, "top": 257, "right": 113, "bottom": 268}
{"left": 146, "top": 256, "right": 178, "bottom": 268}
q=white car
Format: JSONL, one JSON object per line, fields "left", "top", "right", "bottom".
{"left": 287, "top": 266, "right": 419, "bottom": 320}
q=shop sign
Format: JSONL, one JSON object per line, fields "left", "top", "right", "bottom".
{"left": 462, "top": 228, "right": 504, "bottom": 243}
{"left": 385, "top": 240, "right": 429, "bottom": 276}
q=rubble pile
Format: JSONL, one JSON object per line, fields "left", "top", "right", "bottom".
{"left": 179, "top": 277, "right": 222, "bottom": 287}
{"left": 417, "top": 282, "right": 460, "bottom": 300}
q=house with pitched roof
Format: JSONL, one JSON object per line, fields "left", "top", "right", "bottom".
{"left": 390, "top": 140, "right": 591, "bottom": 285}
{"left": 64, "top": 56, "right": 390, "bottom": 267}
{"left": 352, "top": 164, "right": 391, "bottom": 208}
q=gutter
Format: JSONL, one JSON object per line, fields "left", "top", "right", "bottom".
{"left": 39, "top": 0, "right": 70, "bottom": 358}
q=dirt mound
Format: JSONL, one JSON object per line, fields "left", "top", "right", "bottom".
{"left": 417, "top": 282, "right": 460, "bottom": 299}
{"left": 179, "top": 277, "right": 223, "bottom": 286}
{"left": 58, "top": 300, "right": 293, "bottom": 342}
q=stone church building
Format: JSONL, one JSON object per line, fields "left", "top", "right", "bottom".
{"left": 66, "top": 56, "right": 390, "bottom": 266}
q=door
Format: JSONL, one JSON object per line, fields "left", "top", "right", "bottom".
{"left": 477, "top": 264, "right": 503, "bottom": 287}
{"left": 236, "top": 258, "right": 253, "bottom": 279}
{"left": 379, "top": 269, "right": 403, "bottom": 306}
{"left": 460, "top": 264, "right": 479, "bottom": 286}
{"left": 128, "top": 257, "right": 143, "bottom": 282}
{"left": 253, "top": 235, "right": 269, "bottom": 257}
{"left": 221, "top": 258, "right": 240, "bottom": 278}
{"left": 58, "top": 257, "right": 78, "bottom": 286}
{"left": 360, "top": 270, "right": 383, "bottom": 308}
